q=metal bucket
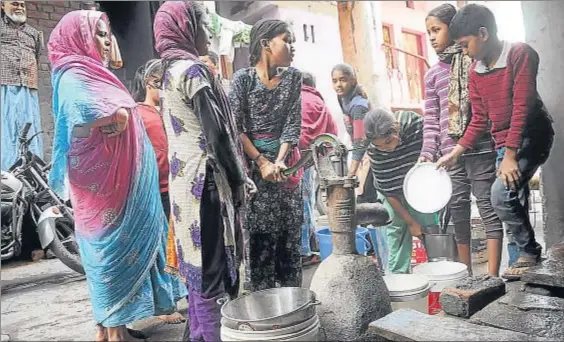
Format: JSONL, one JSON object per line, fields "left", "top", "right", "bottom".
{"left": 423, "top": 233, "right": 458, "bottom": 262}
{"left": 219, "top": 287, "right": 320, "bottom": 331}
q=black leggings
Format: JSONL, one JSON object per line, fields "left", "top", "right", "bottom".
{"left": 161, "top": 191, "right": 171, "bottom": 220}
{"left": 200, "top": 166, "right": 239, "bottom": 298}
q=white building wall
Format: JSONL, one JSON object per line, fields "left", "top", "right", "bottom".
{"left": 277, "top": 6, "right": 349, "bottom": 144}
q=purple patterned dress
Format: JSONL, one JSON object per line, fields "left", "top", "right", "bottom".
{"left": 161, "top": 59, "right": 246, "bottom": 341}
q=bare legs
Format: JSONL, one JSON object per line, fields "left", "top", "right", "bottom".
{"left": 486, "top": 238, "right": 502, "bottom": 277}
{"left": 457, "top": 238, "right": 502, "bottom": 277}
{"left": 457, "top": 243, "right": 472, "bottom": 275}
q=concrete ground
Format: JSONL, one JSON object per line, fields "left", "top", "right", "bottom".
{"left": 0, "top": 254, "right": 319, "bottom": 341}
{"left": 0, "top": 191, "right": 543, "bottom": 341}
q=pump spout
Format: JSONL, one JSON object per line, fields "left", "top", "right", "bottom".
{"left": 355, "top": 202, "right": 391, "bottom": 227}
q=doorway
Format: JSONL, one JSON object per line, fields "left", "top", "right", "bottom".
{"left": 401, "top": 29, "right": 426, "bottom": 104}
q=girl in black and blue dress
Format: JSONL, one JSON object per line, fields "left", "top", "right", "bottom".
{"left": 228, "top": 19, "right": 304, "bottom": 292}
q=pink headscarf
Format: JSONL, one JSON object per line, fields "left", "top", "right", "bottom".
{"left": 50, "top": 11, "right": 106, "bottom": 70}
{"left": 154, "top": 1, "right": 200, "bottom": 62}
{"left": 48, "top": 10, "right": 135, "bottom": 112}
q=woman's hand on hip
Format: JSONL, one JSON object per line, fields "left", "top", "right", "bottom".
{"left": 101, "top": 108, "right": 129, "bottom": 137}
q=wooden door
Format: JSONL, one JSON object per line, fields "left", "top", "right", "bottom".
{"left": 402, "top": 31, "right": 425, "bottom": 103}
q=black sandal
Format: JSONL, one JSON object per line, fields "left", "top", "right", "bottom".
{"left": 96, "top": 325, "right": 148, "bottom": 341}
{"left": 127, "top": 328, "right": 148, "bottom": 340}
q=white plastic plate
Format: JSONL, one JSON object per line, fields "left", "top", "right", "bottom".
{"left": 403, "top": 162, "right": 452, "bottom": 214}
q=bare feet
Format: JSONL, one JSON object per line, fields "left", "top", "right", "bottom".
{"left": 302, "top": 254, "right": 321, "bottom": 267}
{"left": 157, "top": 312, "right": 186, "bottom": 324}
{"left": 31, "top": 249, "right": 45, "bottom": 262}
{"left": 95, "top": 324, "right": 106, "bottom": 342}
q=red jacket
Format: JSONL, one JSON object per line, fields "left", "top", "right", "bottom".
{"left": 137, "top": 103, "right": 169, "bottom": 193}
{"left": 459, "top": 42, "right": 546, "bottom": 149}
{"left": 299, "top": 85, "right": 339, "bottom": 150}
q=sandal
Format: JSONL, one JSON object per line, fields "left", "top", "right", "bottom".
{"left": 128, "top": 329, "right": 148, "bottom": 340}
{"left": 157, "top": 312, "right": 186, "bottom": 324}
{"left": 96, "top": 326, "right": 147, "bottom": 342}
{"left": 302, "top": 254, "right": 321, "bottom": 267}
{"left": 502, "top": 257, "right": 540, "bottom": 281}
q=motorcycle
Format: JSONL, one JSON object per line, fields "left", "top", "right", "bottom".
{"left": 1, "top": 123, "right": 84, "bottom": 274}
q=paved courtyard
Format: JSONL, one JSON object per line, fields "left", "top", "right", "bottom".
{"left": 0, "top": 191, "right": 544, "bottom": 341}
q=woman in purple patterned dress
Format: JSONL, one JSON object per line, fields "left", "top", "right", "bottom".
{"left": 153, "top": 2, "right": 252, "bottom": 341}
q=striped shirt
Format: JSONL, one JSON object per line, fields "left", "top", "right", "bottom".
{"left": 459, "top": 41, "right": 551, "bottom": 150}
{"left": 367, "top": 110, "right": 422, "bottom": 198}
{"left": 421, "top": 62, "right": 493, "bottom": 161}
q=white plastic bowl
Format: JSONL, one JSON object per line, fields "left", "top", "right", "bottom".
{"left": 403, "top": 162, "right": 452, "bottom": 213}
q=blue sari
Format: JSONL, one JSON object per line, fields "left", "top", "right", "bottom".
{"left": 48, "top": 10, "right": 186, "bottom": 327}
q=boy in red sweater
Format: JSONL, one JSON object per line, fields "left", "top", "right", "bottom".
{"left": 437, "top": 4, "right": 554, "bottom": 280}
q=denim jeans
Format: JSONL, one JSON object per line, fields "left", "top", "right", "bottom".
{"left": 504, "top": 190, "right": 529, "bottom": 266}
{"left": 492, "top": 132, "right": 553, "bottom": 259}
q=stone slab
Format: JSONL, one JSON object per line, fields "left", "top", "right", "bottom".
{"left": 439, "top": 275, "right": 505, "bottom": 318}
{"left": 522, "top": 259, "right": 564, "bottom": 289}
{"left": 547, "top": 242, "right": 564, "bottom": 261}
{"left": 368, "top": 309, "right": 547, "bottom": 341}
{"left": 498, "top": 291, "right": 564, "bottom": 311}
{"left": 522, "top": 283, "right": 564, "bottom": 298}
{"left": 470, "top": 291, "right": 564, "bottom": 339}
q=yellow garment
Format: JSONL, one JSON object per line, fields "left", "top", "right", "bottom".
{"left": 110, "top": 35, "right": 123, "bottom": 69}
{"left": 165, "top": 216, "right": 180, "bottom": 277}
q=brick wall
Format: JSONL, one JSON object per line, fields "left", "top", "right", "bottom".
{"left": 26, "top": 1, "right": 81, "bottom": 161}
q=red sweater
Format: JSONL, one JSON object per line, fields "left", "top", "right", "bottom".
{"left": 137, "top": 104, "right": 169, "bottom": 193}
{"left": 299, "top": 85, "right": 339, "bottom": 150}
{"left": 459, "top": 42, "right": 541, "bottom": 150}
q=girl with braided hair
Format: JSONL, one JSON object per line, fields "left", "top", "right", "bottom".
{"left": 228, "top": 19, "right": 304, "bottom": 292}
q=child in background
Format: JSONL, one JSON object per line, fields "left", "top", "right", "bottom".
{"left": 200, "top": 51, "right": 221, "bottom": 79}
{"left": 201, "top": 51, "right": 231, "bottom": 94}
{"left": 299, "top": 71, "right": 338, "bottom": 266}
{"left": 437, "top": 4, "right": 554, "bottom": 280}
{"left": 422, "top": 3, "right": 503, "bottom": 276}
{"left": 331, "top": 64, "right": 378, "bottom": 204}
{"left": 131, "top": 59, "right": 187, "bottom": 324}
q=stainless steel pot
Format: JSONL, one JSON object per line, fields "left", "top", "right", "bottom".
{"left": 423, "top": 233, "right": 458, "bottom": 262}
{"left": 218, "top": 287, "right": 321, "bottom": 331}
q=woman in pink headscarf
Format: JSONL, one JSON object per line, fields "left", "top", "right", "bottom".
{"left": 153, "top": 2, "right": 252, "bottom": 341}
{"left": 48, "top": 10, "right": 185, "bottom": 341}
